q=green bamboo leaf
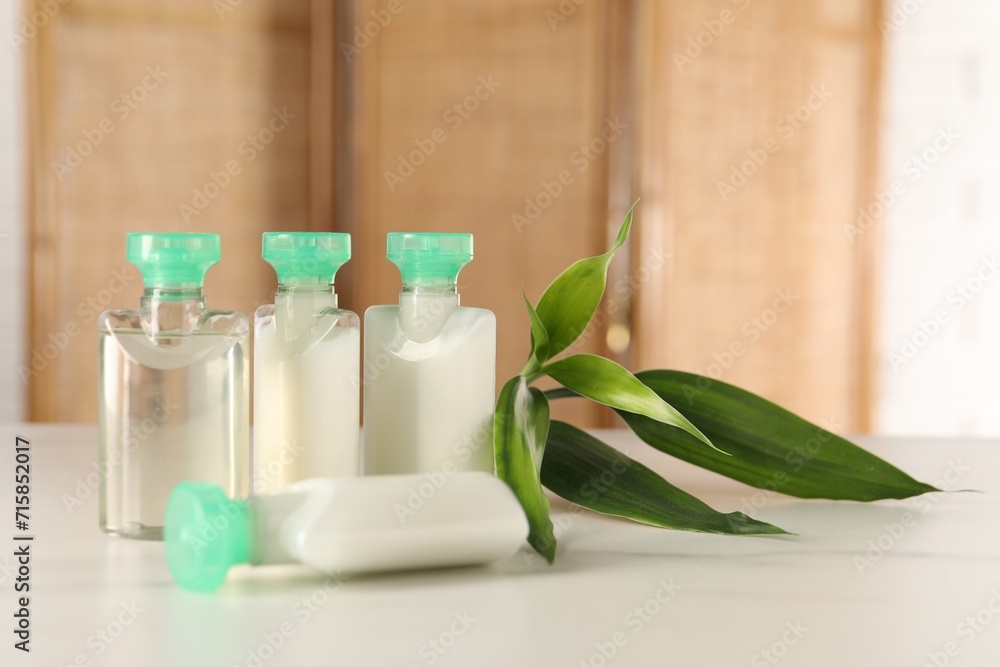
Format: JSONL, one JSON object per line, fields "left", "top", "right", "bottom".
{"left": 541, "top": 421, "right": 787, "bottom": 535}
{"left": 522, "top": 290, "right": 549, "bottom": 375}
{"left": 534, "top": 203, "right": 635, "bottom": 360}
{"left": 494, "top": 376, "right": 555, "bottom": 562}
{"left": 541, "top": 353, "right": 719, "bottom": 451}
{"left": 621, "top": 370, "right": 939, "bottom": 501}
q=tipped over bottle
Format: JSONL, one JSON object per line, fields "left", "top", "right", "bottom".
{"left": 164, "top": 473, "right": 528, "bottom": 592}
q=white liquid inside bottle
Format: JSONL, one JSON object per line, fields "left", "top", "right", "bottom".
{"left": 363, "top": 233, "right": 496, "bottom": 476}
{"left": 253, "top": 233, "right": 360, "bottom": 494}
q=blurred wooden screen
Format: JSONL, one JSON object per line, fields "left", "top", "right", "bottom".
{"left": 342, "top": 0, "right": 621, "bottom": 427}
{"left": 632, "top": 0, "right": 883, "bottom": 431}
{"left": 26, "top": 0, "right": 881, "bottom": 431}
{"left": 26, "top": 0, "right": 319, "bottom": 421}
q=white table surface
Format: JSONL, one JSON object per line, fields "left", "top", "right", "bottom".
{"left": 1, "top": 424, "right": 998, "bottom": 667}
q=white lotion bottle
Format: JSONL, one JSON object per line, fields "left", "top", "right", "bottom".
{"left": 164, "top": 472, "right": 528, "bottom": 591}
{"left": 253, "top": 233, "right": 360, "bottom": 493}
{"left": 363, "top": 233, "right": 496, "bottom": 475}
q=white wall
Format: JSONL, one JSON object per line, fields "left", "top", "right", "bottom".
{"left": 0, "top": 0, "right": 26, "bottom": 421}
{"left": 877, "top": 0, "right": 1000, "bottom": 436}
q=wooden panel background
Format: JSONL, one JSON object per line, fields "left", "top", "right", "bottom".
{"left": 25, "top": 0, "right": 882, "bottom": 430}
{"left": 344, "top": 0, "right": 620, "bottom": 427}
{"left": 26, "top": 0, "right": 316, "bottom": 421}
{"left": 633, "top": 0, "right": 882, "bottom": 431}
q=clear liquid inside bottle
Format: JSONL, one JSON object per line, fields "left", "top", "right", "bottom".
{"left": 98, "top": 293, "right": 249, "bottom": 540}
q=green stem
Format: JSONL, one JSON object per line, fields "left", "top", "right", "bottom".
{"left": 520, "top": 360, "right": 541, "bottom": 378}
{"left": 543, "top": 387, "right": 579, "bottom": 401}
{"left": 516, "top": 364, "right": 545, "bottom": 385}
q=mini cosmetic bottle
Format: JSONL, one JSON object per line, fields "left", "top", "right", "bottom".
{"left": 253, "top": 233, "right": 360, "bottom": 493}
{"left": 98, "top": 233, "right": 249, "bottom": 540}
{"left": 165, "top": 472, "right": 528, "bottom": 591}
{"left": 363, "top": 233, "right": 496, "bottom": 475}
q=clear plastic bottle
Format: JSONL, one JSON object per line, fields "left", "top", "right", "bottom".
{"left": 164, "top": 472, "right": 528, "bottom": 592}
{"left": 363, "top": 233, "right": 496, "bottom": 475}
{"left": 98, "top": 233, "right": 249, "bottom": 540}
{"left": 253, "top": 233, "right": 360, "bottom": 493}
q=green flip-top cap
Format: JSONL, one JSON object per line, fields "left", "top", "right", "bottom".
{"left": 386, "top": 233, "right": 473, "bottom": 286}
{"left": 126, "top": 233, "right": 220, "bottom": 288}
{"left": 262, "top": 232, "right": 351, "bottom": 285}
{"left": 164, "top": 483, "right": 253, "bottom": 593}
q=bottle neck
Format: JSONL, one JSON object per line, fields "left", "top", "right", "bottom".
{"left": 250, "top": 492, "right": 304, "bottom": 566}
{"left": 401, "top": 283, "right": 458, "bottom": 296}
{"left": 275, "top": 283, "right": 339, "bottom": 312}
{"left": 141, "top": 286, "right": 206, "bottom": 303}
{"left": 277, "top": 283, "right": 337, "bottom": 296}
{"left": 141, "top": 286, "right": 206, "bottom": 334}
{"left": 398, "top": 283, "right": 460, "bottom": 343}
